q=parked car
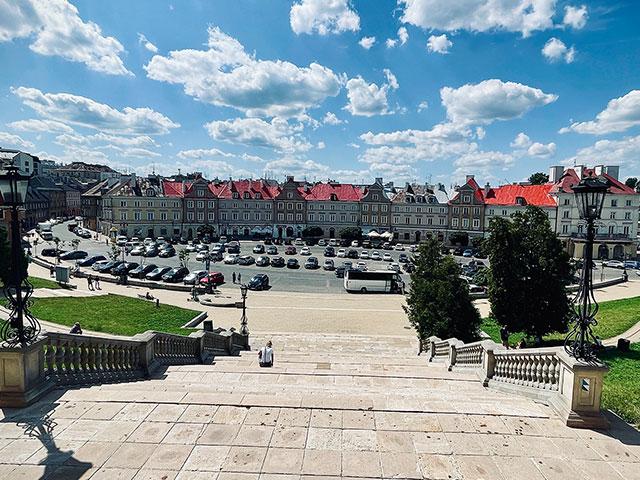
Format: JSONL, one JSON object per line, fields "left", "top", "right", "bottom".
{"left": 111, "top": 262, "right": 139, "bottom": 276}
{"left": 184, "top": 270, "right": 208, "bottom": 285}
{"left": 403, "top": 262, "right": 415, "bottom": 273}
{"left": 271, "top": 256, "right": 285, "bottom": 268}
{"left": 382, "top": 253, "right": 393, "bottom": 262}
{"left": 347, "top": 249, "right": 359, "bottom": 259}
{"left": 144, "top": 246, "right": 159, "bottom": 257}
{"left": 256, "top": 255, "right": 271, "bottom": 267}
{"left": 91, "top": 260, "right": 110, "bottom": 271}
{"left": 78, "top": 255, "right": 106, "bottom": 267}
{"left": 238, "top": 255, "right": 255, "bottom": 266}
{"left": 224, "top": 254, "right": 239, "bottom": 264}
{"left": 300, "top": 246, "right": 311, "bottom": 256}
{"left": 469, "top": 284, "right": 486, "bottom": 294}
{"left": 200, "top": 272, "right": 224, "bottom": 286}
{"left": 387, "top": 262, "right": 401, "bottom": 272}
{"left": 287, "top": 258, "right": 300, "bottom": 269}
{"left": 266, "top": 245, "right": 278, "bottom": 255}
{"left": 462, "top": 249, "right": 474, "bottom": 258}
{"left": 323, "top": 259, "right": 335, "bottom": 271}
{"left": 337, "top": 248, "right": 346, "bottom": 258}
{"left": 335, "top": 266, "right": 346, "bottom": 278}
{"left": 603, "top": 259, "right": 625, "bottom": 269}
{"left": 129, "top": 263, "right": 156, "bottom": 279}
{"left": 285, "top": 246, "right": 297, "bottom": 255}
{"left": 227, "top": 242, "right": 240, "bottom": 254}
{"left": 398, "top": 253, "right": 408, "bottom": 263}
{"left": 304, "top": 256, "right": 319, "bottom": 269}
{"left": 317, "top": 239, "right": 326, "bottom": 246}
{"left": 253, "top": 244, "right": 265, "bottom": 254}
{"left": 360, "top": 250, "right": 370, "bottom": 260}
{"left": 162, "top": 267, "right": 189, "bottom": 283}
{"left": 350, "top": 240, "right": 359, "bottom": 247}
{"left": 323, "top": 246, "right": 335, "bottom": 257}
{"left": 185, "top": 243, "right": 198, "bottom": 252}
{"left": 371, "top": 251, "right": 381, "bottom": 261}
{"left": 94, "top": 260, "right": 124, "bottom": 273}
{"left": 329, "top": 239, "right": 339, "bottom": 247}
{"left": 382, "top": 242, "right": 392, "bottom": 250}
{"left": 116, "top": 235, "right": 128, "bottom": 246}
{"left": 146, "top": 266, "right": 172, "bottom": 281}
{"left": 362, "top": 240, "right": 372, "bottom": 249}
{"left": 624, "top": 260, "right": 640, "bottom": 269}
{"left": 159, "top": 247, "right": 176, "bottom": 258}
{"left": 60, "top": 250, "right": 88, "bottom": 260}
{"left": 130, "top": 245, "right": 146, "bottom": 256}
{"left": 356, "top": 261, "right": 368, "bottom": 271}
{"left": 342, "top": 261, "right": 353, "bottom": 270}
{"left": 394, "top": 243, "right": 404, "bottom": 251}
{"left": 294, "top": 238, "right": 304, "bottom": 246}
{"left": 195, "top": 251, "right": 209, "bottom": 262}
{"left": 41, "top": 247, "right": 66, "bottom": 257}
{"left": 248, "top": 273, "right": 270, "bottom": 291}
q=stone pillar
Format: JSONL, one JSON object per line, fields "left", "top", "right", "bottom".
{"left": 481, "top": 341, "right": 504, "bottom": 387}
{"left": 447, "top": 339, "right": 463, "bottom": 371}
{"left": 131, "top": 331, "right": 158, "bottom": 376}
{"left": 551, "top": 351, "right": 610, "bottom": 429}
{"left": 0, "top": 337, "right": 54, "bottom": 408}
{"left": 427, "top": 336, "right": 441, "bottom": 362}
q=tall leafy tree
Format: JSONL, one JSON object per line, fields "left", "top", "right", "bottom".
{"left": 528, "top": 172, "right": 549, "bottom": 185}
{"left": 485, "top": 206, "right": 572, "bottom": 341}
{"left": 404, "top": 238, "right": 481, "bottom": 342}
{"left": 625, "top": 177, "right": 638, "bottom": 190}
{"left": 338, "top": 226, "right": 362, "bottom": 242}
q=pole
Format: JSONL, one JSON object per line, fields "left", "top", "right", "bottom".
{"left": 578, "top": 219, "right": 595, "bottom": 358}
{"left": 9, "top": 204, "right": 26, "bottom": 344}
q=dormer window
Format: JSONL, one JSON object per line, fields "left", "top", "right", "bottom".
{"left": 255, "top": 192, "right": 261, "bottom": 199}
{"left": 197, "top": 189, "right": 204, "bottom": 197}
{"left": 287, "top": 192, "right": 293, "bottom": 199}
{"left": 516, "top": 196, "right": 526, "bottom": 206}
{"left": 244, "top": 192, "right": 250, "bottom": 199}
{"left": 330, "top": 193, "right": 338, "bottom": 201}
{"left": 146, "top": 188, "right": 155, "bottom": 197}
{"left": 232, "top": 192, "right": 239, "bottom": 199}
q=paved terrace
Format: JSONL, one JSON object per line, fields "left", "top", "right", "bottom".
{"left": 1, "top": 333, "right": 638, "bottom": 479}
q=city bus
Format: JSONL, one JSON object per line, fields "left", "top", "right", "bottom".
{"left": 343, "top": 269, "right": 404, "bottom": 293}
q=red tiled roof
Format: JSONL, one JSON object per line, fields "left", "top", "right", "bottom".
{"left": 485, "top": 184, "right": 556, "bottom": 207}
{"left": 162, "top": 180, "right": 184, "bottom": 197}
{"left": 303, "top": 183, "right": 363, "bottom": 201}
{"left": 450, "top": 176, "right": 485, "bottom": 204}
{"left": 215, "top": 180, "right": 280, "bottom": 199}
{"left": 552, "top": 168, "right": 637, "bottom": 195}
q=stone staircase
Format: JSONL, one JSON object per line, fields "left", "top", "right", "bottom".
{"left": 0, "top": 333, "right": 638, "bottom": 479}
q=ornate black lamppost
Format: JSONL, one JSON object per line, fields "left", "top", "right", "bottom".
{"left": 0, "top": 164, "right": 41, "bottom": 347}
{"left": 565, "top": 176, "right": 609, "bottom": 360}
{"left": 239, "top": 284, "right": 249, "bottom": 335}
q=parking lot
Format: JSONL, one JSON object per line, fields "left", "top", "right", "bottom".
{"left": 38, "top": 222, "right": 628, "bottom": 295}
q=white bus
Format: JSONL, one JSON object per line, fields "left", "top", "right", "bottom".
{"left": 344, "top": 269, "right": 403, "bottom": 293}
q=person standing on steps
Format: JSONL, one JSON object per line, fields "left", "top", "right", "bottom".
{"left": 258, "top": 341, "right": 274, "bottom": 367}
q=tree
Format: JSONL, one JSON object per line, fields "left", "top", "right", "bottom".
{"left": 71, "top": 239, "right": 81, "bottom": 251}
{"left": 528, "top": 172, "right": 549, "bottom": 185}
{"left": 107, "top": 243, "right": 121, "bottom": 262}
{"left": 449, "top": 231, "right": 468, "bottom": 246}
{"left": 339, "top": 226, "right": 362, "bottom": 242}
{"left": 625, "top": 177, "right": 638, "bottom": 190}
{"left": 404, "top": 238, "right": 481, "bottom": 343}
{"left": 485, "top": 206, "right": 572, "bottom": 341}
{"left": 179, "top": 249, "right": 190, "bottom": 268}
{"left": 302, "top": 226, "right": 323, "bottom": 238}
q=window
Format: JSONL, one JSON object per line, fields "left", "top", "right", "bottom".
{"left": 232, "top": 213, "right": 238, "bottom": 220}
{"left": 147, "top": 212, "right": 154, "bottom": 221}
{"left": 287, "top": 213, "right": 293, "bottom": 221}
{"left": 187, "top": 200, "right": 194, "bottom": 209}
{"left": 208, "top": 212, "right": 215, "bottom": 221}
{"left": 120, "top": 200, "right": 127, "bottom": 207}
{"left": 564, "top": 198, "right": 570, "bottom": 205}
{"left": 161, "top": 212, "right": 167, "bottom": 221}
{"left": 208, "top": 201, "right": 215, "bottom": 208}
{"left": 254, "top": 213, "right": 260, "bottom": 220}
{"left": 197, "top": 189, "right": 204, "bottom": 197}
{"left": 351, "top": 215, "right": 356, "bottom": 222}
{"left": 255, "top": 193, "right": 261, "bottom": 199}
{"left": 625, "top": 212, "right": 631, "bottom": 220}
{"left": 296, "top": 213, "right": 303, "bottom": 221}
{"left": 610, "top": 212, "right": 616, "bottom": 219}
{"left": 173, "top": 212, "right": 180, "bottom": 220}
{"left": 134, "top": 201, "right": 140, "bottom": 207}
{"left": 405, "top": 217, "right": 410, "bottom": 224}
{"left": 296, "top": 203, "right": 303, "bottom": 210}
{"left": 330, "top": 214, "right": 336, "bottom": 222}
{"left": 244, "top": 192, "right": 250, "bottom": 199}
{"left": 462, "top": 207, "right": 469, "bottom": 215}
{"left": 453, "top": 207, "right": 459, "bottom": 215}
{"left": 278, "top": 213, "right": 284, "bottom": 221}
{"left": 134, "top": 211, "right": 141, "bottom": 221}
{"left": 609, "top": 225, "right": 615, "bottom": 235}
{"left": 187, "top": 212, "right": 193, "bottom": 221}
{"left": 308, "top": 214, "right": 315, "bottom": 221}
{"left": 452, "top": 218, "right": 459, "bottom": 227}
{"left": 473, "top": 207, "right": 479, "bottom": 216}
{"left": 243, "top": 213, "right": 249, "bottom": 220}
{"left": 287, "top": 203, "right": 293, "bottom": 210}
{"left": 147, "top": 201, "right": 153, "bottom": 207}
{"left": 563, "top": 210, "right": 570, "bottom": 219}
{"left": 462, "top": 218, "right": 469, "bottom": 228}
{"left": 278, "top": 202, "right": 284, "bottom": 209}
{"left": 372, "top": 215, "right": 378, "bottom": 223}
{"left": 372, "top": 194, "right": 379, "bottom": 201}
{"left": 287, "top": 192, "right": 293, "bottom": 199}
{"left": 197, "top": 201, "right": 204, "bottom": 209}
{"left": 381, "top": 204, "right": 388, "bottom": 212}
{"left": 362, "top": 204, "right": 369, "bottom": 211}
{"left": 463, "top": 195, "right": 471, "bottom": 203}
{"left": 197, "top": 212, "right": 204, "bottom": 221}
{"left": 626, "top": 199, "right": 632, "bottom": 206}
{"left": 562, "top": 224, "right": 569, "bottom": 234}
{"left": 362, "top": 215, "right": 369, "bottom": 223}
{"left": 473, "top": 219, "right": 480, "bottom": 229}
{"left": 221, "top": 213, "right": 227, "bottom": 220}
{"left": 418, "top": 218, "right": 423, "bottom": 225}
{"left": 233, "top": 192, "right": 239, "bottom": 199}
{"left": 611, "top": 199, "right": 617, "bottom": 207}
{"left": 624, "top": 226, "right": 630, "bottom": 235}
{"left": 120, "top": 211, "right": 127, "bottom": 220}
{"left": 340, "top": 215, "right": 346, "bottom": 222}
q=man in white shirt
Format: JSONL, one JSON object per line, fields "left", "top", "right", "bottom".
{"left": 258, "top": 341, "right": 274, "bottom": 367}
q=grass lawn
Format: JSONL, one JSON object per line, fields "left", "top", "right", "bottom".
{"left": 30, "top": 293, "right": 201, "bottom": 336}
{"left": 28, "top": 276, "right": 65, "bottom": 289}
{"left": 598, "top": 343, "right": 640, "bottom": 428}
{"left": 481, "top": 296, "right": 640, "bottom": 345}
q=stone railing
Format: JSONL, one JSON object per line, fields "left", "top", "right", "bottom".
{"left": 0, "top": 327, "right": 250, "bottom": 408}
{"left": 423, "top": 335, "right": 609, "bottom": 429}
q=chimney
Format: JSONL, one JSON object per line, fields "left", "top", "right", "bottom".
{"left": 594, "top": 165, "right": 604, "bottom": 176}
{"left": 466, "top": 174, "right": 474, "bottom": 183}
{"left": 549, "top": 166, "right": 564, "bottom": 183}
{"left": 603, "top": 166, "right": 619, "bottom": 180}
{"left": 375, "top": 177, "right": 383, "bottom": 185}
{"left": 574, "top": 165, "right": 585, "bottom": 178}
{"left": 484, "top": 182, "right": 490, "bottom": 197}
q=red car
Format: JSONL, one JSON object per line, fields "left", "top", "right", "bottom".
{"left": 200, "top": 272, "right": 225, "bottom": 286}
{"left": 285, "top": 246, "right": 297, "bottom": 255}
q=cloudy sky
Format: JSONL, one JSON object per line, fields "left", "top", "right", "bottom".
{"left": 0, "top": 0, "right": 638, "bottom": 186}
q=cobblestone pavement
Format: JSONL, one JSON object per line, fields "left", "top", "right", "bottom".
{"left": 1, "top": 333, "right": 638, "bottom": 479}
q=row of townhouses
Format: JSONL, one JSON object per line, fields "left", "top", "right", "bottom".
{"left": 1, "top": 147, "right": 638, "bottom": 260}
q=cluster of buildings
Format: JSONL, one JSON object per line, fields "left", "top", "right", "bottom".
{"left": 1, "top": 147, "right": 638, "bottom": 260}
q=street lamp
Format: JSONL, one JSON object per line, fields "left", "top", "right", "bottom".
{"left": 239, "top": 284, "right": 249, "bottom": 336}
{"left": 0, "top": 164, "right": 41, "bottom": 346}
{"left": 565, "top": 176, "right": 609, "bottom": 360}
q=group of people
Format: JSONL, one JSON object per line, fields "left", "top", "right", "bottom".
{"left": 86, "top": 274, "right": 101, "bottom": 291}
{"left": 231, "top": 272, "right": 242, "bottom": 284}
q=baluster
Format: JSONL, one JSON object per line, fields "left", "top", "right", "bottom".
{"left": 45, "top": 341, "right": 55, "bottom": 374}
{"left": 55, "top": 339, "right": 65, "bottom": 374}
{"left": 107, "top": 343, "right": 115, "bottom": 371}
{"left": 87, "top": 343, "right": 96, "bottom": 373}
{"left": 542, "top": 356, "right": 550, "bottom": 388}
{"left": 535, "top": 356, "right": 543, "bottom": 387}
{"left": 125, "top": 345, "right": 132, "bottom": 370}
{"left": 553, "top": 357, "right": 561, "bottom": 391}
{"left": 526, "top": 357, "right": 534, "bottom": 386}
{"left": 72, "top": 343, "right": 82, "bottom": 375}
{"left": 115, "top": 345, "right": 123, "bottom": 370}
{"left": 80, "top": 343, "right": 89, "bottom": 373}
{"left": 62, "top": 341, "right": 73, "bottom": 374}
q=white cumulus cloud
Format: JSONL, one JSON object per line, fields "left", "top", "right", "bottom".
{"left": 359, "top": 36, "right": 376, "bottom": 49}
{"left": 440, "top": 79, "right": 557, "bottom": 125}
{"left": 12, "top": 86, "right": 179, "bottom": 135}
{"left": 511, "top": 132, "right": 532, "bottom": 149}
{"left": 399, "top": 0, "right": 557, "bottom": 37}
{"left": 427, "top": 34, "right": 452, "bottom": 54}
{"left": 0, "top": 0, "right": 131, "bottom": 75}
{"left": 527, "top": 141, "right": 556, "bottom": 157}
{"left": 177, "top": 148, "right": 234, "bottom": 159}
{"left": 344, "top": 74, "right": 398, "bottom": 117}
{"left": 7, "top": 118, "right": 74, "bottom": 134}
{"left": 563, "top": 5, "right": 588, "bottom": 29}
{"left": 560, "top": 90, "right": 640, "bottom": 135}
{"left": 138, "top": 33, "right": 158, "bottom": 53}
{"left": 542, "top": 37, "right": 575, "bottom": 63}
{"left": 145, "top": 26, "right": 342, "bottom": 118}
{"left": 323, "top": 112, "right": 344, "bottom": 125}
{"left": 290, "top": 0, "right": 360, "bottom": 35}
{"left": 0, "top": 131, "right": 35, "bottom": 149}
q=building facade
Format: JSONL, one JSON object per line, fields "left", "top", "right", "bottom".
{"left": 305, "top": 182, "right": 362, "bottom": 238}
{"left": 391, "top": 183, "right": 449, "bottom": 243}
{"left": 360, "top": 178, "right": 391, "bottom": 234}
{"left": 274, "top": 176, "right": 306, "bottom": 238}
{"left": 448, "top": 175, "right": 486, "bottom": 240}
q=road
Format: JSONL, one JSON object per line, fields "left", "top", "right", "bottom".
{"left": 34, "top": 222, "right": 627, "bottom": 295}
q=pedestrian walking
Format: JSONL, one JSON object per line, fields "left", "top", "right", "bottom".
{"left": 87, "top": 274, "right": 94, "bottom": 291}
{"left": 238, "top": 273, "right": 241, "bottom": 284}
{"left": 500, "top": 326, "right": 509, "bottom": 349}
{"left": 232, "top": 272, "right": 236, "bottom": 284}
{"left": 258, "top": 341, "right": 274, "bottom": 367}
{"left": 49, "top": 265, "right": 55, "bottom": 277}
{"left": 94, "top": 276, "right": 101, "bottom": 290}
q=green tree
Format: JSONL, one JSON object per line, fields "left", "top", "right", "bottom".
{"left": 107, "top": 243, "right": 121, "bottom": 262}
{"left": 404, "top": 238, "right": 481, "bottom": 343}
{"left": 625, "top": 177, "right": 638, "bottom": 190}
{"left": 528, "top": 172, "right": 549, "bottom": 185}
{"left": 302, "top": 226, "right": 323, "bottom": 238}
{"left": 449, "top": 231, "right": 468, "bottom": 246}
{"left": 338, "top": 226, "right": 362, "bottom": 242}
{"left": 485, "top": 206, "right": 572, "bottom": 341}
{"left": 179, "top": 249, "right": 190, "bottom": 268}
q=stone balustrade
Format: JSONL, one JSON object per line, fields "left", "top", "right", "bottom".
{"left": 0, "top": 327, "right": 250, "bottom": 408}
{"left": 429, "top": 335, "right": 609, "bottom": 429}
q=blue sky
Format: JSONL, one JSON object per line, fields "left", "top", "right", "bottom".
{"left": 0, "top": 0, "right": 639, "bottom": 188}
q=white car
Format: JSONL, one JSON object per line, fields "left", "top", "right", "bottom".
{"left": 224, "top": 254, "right": 239, "bottom": 264}
{"left": 388, "top": 262, "right": 401, "bottom": 272}
{"left": 195, "top": 251, "right": 209, "bottom": 262}
{"left": 356, "top": 261, "right": 368, "bottom": 271}
{"left": 351, "top": 240, "right": 359, "bottom": 247}
{"left": 317, "top": 239, "right": 326, "bottom": 246}
{"left": 394, "top": 243, "right": 405, "bottom": 251}
{"left": 383, "top": 253, "right": 393, "bottom": 262}
{"left": 300, "top": 246, "right": 311, "bottom": 255}
{"left": 329, "top": 239, "right": 339, "bottom": 247}
{"left": 409, "top": 245, "right": 417, "bottom": 252}
{"left": 360, "top": 250, "right": 369, "bottom": 259}
{"left": 371, "top": 251, "right": 381, "bottom": 261}
{"left": 337, "top": 248, "right": 346, "bottom": 258}
{"left": 603, "top": 260, "right": 625, "bottom": 269}
{"left": 130, "top": 246, "right": 145, "bottom": 256}
{"left": 294, "top": 238, "right": 304, "bottom": 246}
{"left": 143, "top": 237, "right": 154, "bottom": 245}
{"left": 186, "top": 244, "right": 198, "bottom": 252}
{"left": 116, "top": 235, "right": 128, "bottom": 246}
